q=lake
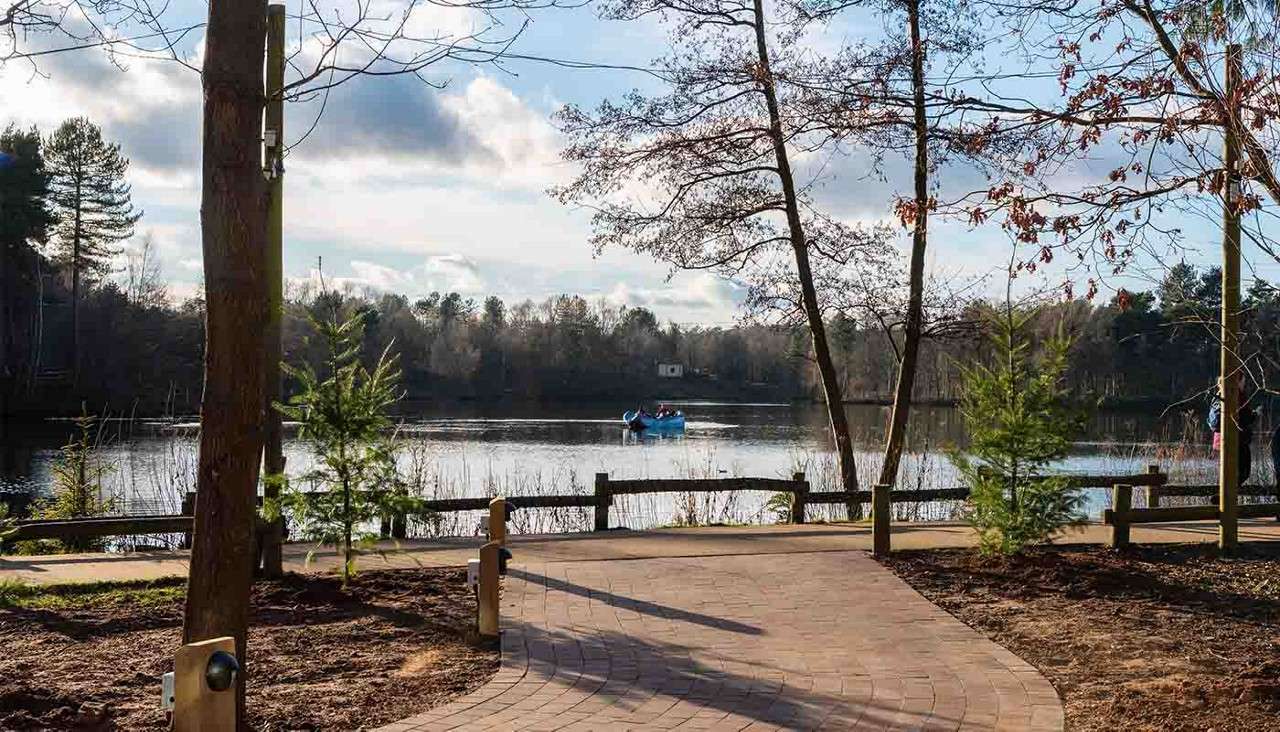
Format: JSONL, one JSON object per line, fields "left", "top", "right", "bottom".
{"left": 1, "top": 401, "right": 1268, "bottom": 538}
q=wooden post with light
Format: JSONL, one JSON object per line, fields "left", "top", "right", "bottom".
{"left": 478, "top": 541, "right": 501, "bottom": 638}
{"left": 172, "top": 637, "right": 238, "bottom": 731}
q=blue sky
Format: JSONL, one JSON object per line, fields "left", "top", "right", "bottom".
{"left": 2, "top": 0, "right": 1274, "bottom": 324}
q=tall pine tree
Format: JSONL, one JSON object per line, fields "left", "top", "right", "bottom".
{"left": 0, "top": 125, "right": 52, "bottom": 411}
{"left": 44, "top": 118, "right": 140, "bottom": 380}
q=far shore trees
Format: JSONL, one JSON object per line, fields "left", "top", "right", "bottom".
{"left": 44, "top": 117, "right": 140, "bottom": 383}
{"left": 553, "top": 0, "right": 896, "bottom": 498}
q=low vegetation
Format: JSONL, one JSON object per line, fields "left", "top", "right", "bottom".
{"left": 0, "top": 578, "right": 184, "bottom": 610}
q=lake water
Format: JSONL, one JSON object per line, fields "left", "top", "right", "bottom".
{"left": 2, "top": 401, "right": 1269, "bottom": 538}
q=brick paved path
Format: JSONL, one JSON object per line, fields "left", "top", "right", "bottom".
{"left": 380, "top": 551, "right": 1062, "bottom": 731}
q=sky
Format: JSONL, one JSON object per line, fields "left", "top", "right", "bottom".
{"left": 2, "top": 0, "right": 1276, "bottom": 325}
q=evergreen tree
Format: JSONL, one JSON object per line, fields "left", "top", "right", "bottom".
{"left": 0, "top": 125, "right": 52, "bottom": 403}
{"left": 44, "top": 118, "right": 141, "bottom": 380}
{"left": 951, "top": 307, "right": 1088, "bottom": 556}
{"left": 275, "top": 304, "right": 422, "bottom": 585}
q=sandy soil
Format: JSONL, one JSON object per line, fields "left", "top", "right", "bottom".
{"left": 884, "top": 543, "right": 1280, "bottom": 732}
{"left": 0, "top": 568, "right": 497, "bottom": 730}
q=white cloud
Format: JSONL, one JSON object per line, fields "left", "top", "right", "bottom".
{"left": 606, "top": 273, "right": 745, "bottom": 320}
{"left": 288, "top": 253, "right": 487, "bottom": 298}
{"left": 287, "top": 75, "right": 563, "bottom": 190}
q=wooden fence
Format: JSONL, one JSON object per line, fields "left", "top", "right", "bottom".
{"left": 5, "top": 468, "right": 1192, "bottom": 547}
{"left": 1103, "top": 482, "right": 1280, "bottom": 548}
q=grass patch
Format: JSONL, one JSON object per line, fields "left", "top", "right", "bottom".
{"left": 0, "top": 576, "right": 185, "bottom": 610}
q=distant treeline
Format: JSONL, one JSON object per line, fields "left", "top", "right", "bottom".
{"left": 2, "top": 254, "right": 1277, "bottom": 417}
{"left": 6, "top": 119, "right": 1277, "bottom": 418}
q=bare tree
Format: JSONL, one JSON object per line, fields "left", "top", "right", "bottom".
{"left": 122, "top": 232, "right": 168, "bottom": 307}
{"left": 947, "top": 1, "right": 1280, "bottom": 275}
{"left": 553, "top": 0, "right": 898, "bottom": 497}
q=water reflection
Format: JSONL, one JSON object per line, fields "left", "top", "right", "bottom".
{"left": 0, "top": 401, "right": 1257, "bottom": 528}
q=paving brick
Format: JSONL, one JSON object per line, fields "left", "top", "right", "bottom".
{"left": 378, "top": 551, "right": 1061, "bottom": 731}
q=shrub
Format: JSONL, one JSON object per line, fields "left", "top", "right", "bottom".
{"left": 33, "top": 410, "right": 112, "bottom": 552}
{"left": 951, "top": 306, "right": 1088, "bottom": 556}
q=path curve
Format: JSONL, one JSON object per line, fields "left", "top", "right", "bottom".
{"left": 379, "top": 551, "right": 1062, "bottom": 731}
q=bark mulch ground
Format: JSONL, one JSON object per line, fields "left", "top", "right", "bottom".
{"left": 0, "top": 567, "right": 497, "bottom": 730}
{"left": 883, "top": 542, "right": 1280, "bottom": 732}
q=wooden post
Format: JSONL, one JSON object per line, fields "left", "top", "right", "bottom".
{"left": 478, "top": 541, "right": 500, "bottom": 638}
{"left": 488, "top": 497, "right": 507, "bottom": 545}
{"left": 1110, "top": 483, "right": 1132, "bottom": 549}
{"left": 1219, "top": 43, "right": 1243, "bottom": 552}
{"left": 173, "top": 637, "right": 236, "bottom": 731}
{"left": 872, "top": 483, "right": 890, "bottom": 557}
{"left": 181, "top": 492, "right": 195, "bottom": 549}
{"left": 1145, "top": 464, "right": 1161, "bottom": 508}
{"left": 593, "top": 473, "right": 611, "bottom": 531}
{"left": 789, "top": 472, "right": 808, "bottom": 524}
{"left": 260, "top": 2, "right": 287, "bottom": 578}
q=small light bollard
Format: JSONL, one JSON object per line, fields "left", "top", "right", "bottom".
{"left": 171, "top": 636, "right": 238, "bottom": 731}
{"left": 478, "top": 541, "right": 501, "bottom": 638}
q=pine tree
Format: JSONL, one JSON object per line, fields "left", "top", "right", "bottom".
{"left": 0, "top": 125, "right": 52, "bottom": 403}
{"left": 275, "top": 303, "right": 422, "bottom": 586}
{"left": 44, "top": 118, "right": 141, "bottom": 380}
{"left": 951, "top": 306, "right": 1089, "bottom": 556}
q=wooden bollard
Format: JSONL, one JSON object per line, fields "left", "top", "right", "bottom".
{"left": 1146, "top": 464, "right": 1161, "bottom": 508}
{"left": 1110, "top": 483, "right": 1132, "bottom": 549}
{"left": 790, "top": 472, "right": 808, "bottom": 524}
{"left": 488, "top": 497, "right": 507, "bottom": 546}
{"left": 180, "top": 492, "right": 195, "bottom": 549}
{"left": 173, "top": 637, "right": 237, "bottom": 731}
{"left": 872, "top": 483, "right": 891, "bottom": 557}
{"left": 478, "top": 541, "right": 501, "bottom": 638}
{"left": 593, "top": 473, "right": 611, "bottom": 531}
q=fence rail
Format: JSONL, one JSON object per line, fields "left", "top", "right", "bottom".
{"left": 1103, "top": 481, "right": 1280, "bottom": 548}
{"left": 7, "top": 468, "right": 1196, "bottom": 546}
{"left": 9, "top": 515, "right": 194, "bottom": 542}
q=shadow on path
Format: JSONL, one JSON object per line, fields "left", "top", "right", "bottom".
{"left": 507, "top": 567, "right": 764, "bottom": 636}
{"left": 497, "top": 622, "right": 950, "bottom": 730}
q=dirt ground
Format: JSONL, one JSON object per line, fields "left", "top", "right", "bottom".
{"left": 883, "top": 543, "right": 1280, "bottom": 732}
{"left": 0, "top": 568, "right": 497, "bottom": 730}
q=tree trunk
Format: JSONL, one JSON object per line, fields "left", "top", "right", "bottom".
{"left": 1, "top": 240, "right": 10, "bottom": 420}
{"left": 877, "top": 0, "right": 930, "bottom": 489}
{"left": 71, "top": 190, "right": 80, "bottom": 385}
{"left": 182, "top": 0, "right": 269, "bottom": 724}
{"left": 751, "top": 0, "right": 858, "bottom": 506}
